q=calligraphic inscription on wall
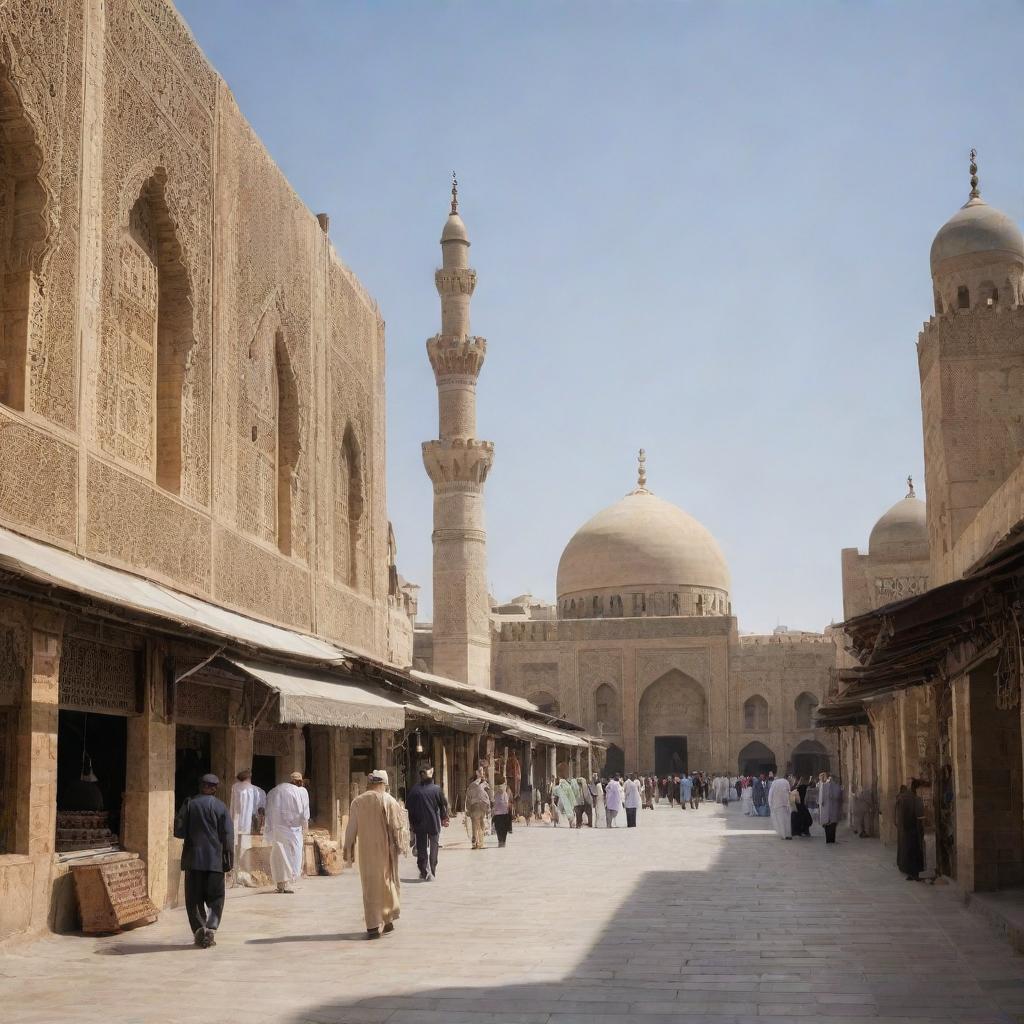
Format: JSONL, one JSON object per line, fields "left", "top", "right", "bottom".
{"left": 0, "top": 626, "right": 24, "bottom": 706}
{"left": 254, "top": 727, "right": 292, "bottom": 758}
{"left": 115, "top": 233, "right": 158, "bottom": 472}
{"left": 58, "top": 637, "right": 140, "bottom": 714}
{"left": 176, "top": 679, "right": 231, "bottom": 725}
{"left": 874, "top": 576, "right": 929, "bottom": 604}
{"left": 72, "top": 854, "right": 158, "bottom": 934}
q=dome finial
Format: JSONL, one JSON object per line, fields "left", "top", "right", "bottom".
{"left": 906, "top": 474, "right": 915, "bottom": 499}
{"left": 969, "top": 148, "right": 980, "bottom": 200}
{"left": 450, "top": 171, "right": 459, "bottom": 215}
{"left": 637, "top": 448, "right": 647, "bottom": 490}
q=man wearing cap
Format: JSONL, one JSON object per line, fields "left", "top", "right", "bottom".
{"left": 173, "top": 773, "right": 233, "bottom": 948}
{"left": 264, "top": 771, "right": 310, "bottom": 894}
{"left": 405, "top": 766, "right": 449, "bottom": 880}
{"left": 343, "top": 769, "right": 407, "bottom": 939}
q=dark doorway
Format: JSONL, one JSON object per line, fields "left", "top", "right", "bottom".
{"left": 738, "top": 740, "right": 776, "bottom": 777}
{"left": 654, "top": 735, "right": 687, "bottom": 778}
{"left": 175, "top": 725, "right": 211, "bottom": 811}
{"left": 602, "top": 743, "right": 625, "bottom": 778}
{"left": 56, "top": 710, "right": 127, "bottom": 849}
{"left": 791, "top": 740, "right": 830, "bottom": 780}
{"left": 252, "top": 754, "right": 276, "bottom": 795}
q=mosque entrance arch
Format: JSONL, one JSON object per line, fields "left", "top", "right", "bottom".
{"left": 638, "top": 670, "right": 706, "bottom": 775}
{"left": 791, "top": 739, "right": 830, "bottom": 779}
{"left": 654, "top": 736, "right": 687, "bottom": 777}
{"left": 738, "top": 741, "right": 776, "bottom": 777}
{"left": 602, "top": 743, "right": 625, "bottom": 778}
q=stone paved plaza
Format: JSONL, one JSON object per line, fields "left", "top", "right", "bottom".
{"left": 4, "top": 803, "right": 1024, "bottom": 1024}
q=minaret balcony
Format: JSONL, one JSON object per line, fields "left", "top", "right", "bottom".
{"left": 427, "top": 334, "right": 487, "bottom": 378}
{"left": 435, "top": 267, "right": 477, "bottom": 296}
{"left": 422, "top": 438, "right": 495, "bottom": 486}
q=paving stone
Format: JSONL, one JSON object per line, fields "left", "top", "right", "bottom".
{"left": 4, "top": 803, "right": 1024, "bottom": 1024}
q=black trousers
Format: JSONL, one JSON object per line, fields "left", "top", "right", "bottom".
{"left": 184, "top": 869, "right": 225, "bottom": 934}
{"left": 493, "top": 812, "right": 512, "bottom": 844}
{"left": 415, "top": 831, "right": 439, "bottom": 876}
{"left": 625, "top": 807, "right": 637, "bottom": 827}
{"left": 824, "top": 822, "right": 837, "bottom": 844}
{"left": 574, "top": 804, "right": 593, "bottom": 828}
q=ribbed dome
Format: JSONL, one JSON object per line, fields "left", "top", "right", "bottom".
{"left": 930, "top": 197, "right": 1024, "bottom": 273}
{"left": 868, "top": 493, "right": 928, "bottom": 560}
{"left": 557, "top": 489, "right": 730, "bottom": 601}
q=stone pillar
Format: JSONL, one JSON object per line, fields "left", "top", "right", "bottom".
{"left": 18, "top": 611, "right": 63, "bottom": 930}
{"left": 422, "top": 182, "right": 493, "bottom": 687}
{"left": 123, "top": 642, "right": 175, "bottom": 909}
{"left": 335, "top": 730, "right": 352, "bottom": 836}
{"left": 950, "top": 673, "right": 975, "bottom": 890}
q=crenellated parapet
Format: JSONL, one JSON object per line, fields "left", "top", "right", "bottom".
{"left": 422, "top": 438, "right": 494, "bottom": 487}
{"left": 426, "top": 334, "right": 487, "bottom": 378}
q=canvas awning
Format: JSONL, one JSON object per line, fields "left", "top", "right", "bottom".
{"left": 228, "top": 658, "right": 404, "bottom": 731}
{"left": 0, "top": 523, "right": 366, "bottom": 664}
{"left": 402, "top": 692, "right": 486, "bottom": 732}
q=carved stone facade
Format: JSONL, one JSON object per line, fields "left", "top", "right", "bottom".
{"left": 492, "top": 614, "right": 837, "bottom": 776}
{"left": 0, "top": 0, "right": 396, "bottom": 661}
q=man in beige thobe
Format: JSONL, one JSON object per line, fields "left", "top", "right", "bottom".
{"left": 343, "top": 769, "right": 407, "bottom": 939}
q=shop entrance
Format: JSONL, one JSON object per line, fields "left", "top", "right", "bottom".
{"left": 175, "top": 725, "right": 211, "bottom": 811}
{"left": 252, "top": 753, "right": 276, "bottom": 795}
{"left": 654, "top": 735, "right": 687, "bottom": 777}
{"left": 56, "top": 710, "right": 127, "bottom": 852}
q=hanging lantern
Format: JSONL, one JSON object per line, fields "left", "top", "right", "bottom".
{"left": 414, "top": 730, "right": 423, "bottom": 754}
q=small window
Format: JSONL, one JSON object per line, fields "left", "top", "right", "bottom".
{"left": 957, "top": 285, "right": 970, "bottom": 309}
{"left": 934, "top": 292, "right": 944, "bottom": 314}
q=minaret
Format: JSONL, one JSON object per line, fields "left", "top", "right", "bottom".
{"left": 422, "top": 175, "right": 494, "bottom": 686}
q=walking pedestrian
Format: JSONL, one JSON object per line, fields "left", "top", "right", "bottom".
{"left": 575, "top": 776, "right": 594, "bottom": 828}
{"left": 604, "top": 775, "right": 623, "bottom": 827}
{"left": 623, "top": 773, "right": 642, "bottom": 827}
{"left": 679, "top": 773, "right": 693, "bottom": 809}
{"left": 896, "top": 780, "right": 926, "bottom": 879}
{"left": 589, "top": 774, "right": 605, "bottom": 827}
{"left": 791, "top": 776, "right": 813, "bottom": 837}
{"left": 173, "top": 773, "right": 233, "bottom": 949}
{"left": 343, "top": 769, "right": 406, "bottom": 939}
{"left": 265, "top": 771, "right": 309, "bottom": 893}
{"left": 492, "top": 775, "right": 513, "bottom": 847}
{"left": 819, "top": 773, "right": 843, "bottom": 845}
{"left": 768, "top": 774, "right": 793, "bottom": 839}
{"left": 752, "top": 772, "right": 769, "bottom": 817}
{"left": 405, "top": 766, "right": 449, "bottom": 879}
{"left": 741, "top": 776, "right": 754, "bottom": 816}
{"left": 466, "top": 769, "right": 491, "bottom": 848}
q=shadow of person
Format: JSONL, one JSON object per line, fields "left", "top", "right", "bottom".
{"left": 95, "top": 942, "right": 198, "bottom": 955}
{"left": 247, "top": 932, "right": 370, "bottom": 944}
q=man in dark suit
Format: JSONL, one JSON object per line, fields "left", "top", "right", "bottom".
{"left": 404, "top": 766, "right": 449, "bottom": 881}
{"left": 174, "top": 773, "right": 233, "bottom": 948}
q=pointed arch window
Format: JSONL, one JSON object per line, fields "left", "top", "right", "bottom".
{"left": 0, "top": 71, "right": 49, "bottom": 412}
{"left": 275, "top": 331, "right": 299, "bottom": 556}
{"left": 743, "top": 694, "right": 769, "bottom": 731}
{"left": 335, "top": 423, "right": 365, "bottom": 588}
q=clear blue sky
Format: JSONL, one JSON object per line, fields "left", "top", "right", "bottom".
{"left": 176, "top": 0, "right": 1024, "bottom": 633}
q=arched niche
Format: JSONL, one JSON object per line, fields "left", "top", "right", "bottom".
{"left": 743, "top": 694, "right": 769, "bottom": 731}
{"left": 791, "top": 738, "right": 830, "bottom": 780}
{"left": 638, "top": 669, "right": 706, "bottom": 775}
{"left": 738, "top": 740, "right": 777, "bottom": 777}
{"left": 794, "top": 691, "right": 819, "bottom": 731}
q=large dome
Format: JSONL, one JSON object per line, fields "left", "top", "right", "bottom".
{"left": 930, "top": 196, "right": 1024, "bottom": 273}
{"left": 868, "top": 490, "right": 928, "bottom": 560}
{"left": 556, "top": 487, "right": 730, "bottom": 610}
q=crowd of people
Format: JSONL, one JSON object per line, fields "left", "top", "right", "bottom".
{"left": 172, "top": 760, "right": 873, "bottom": 948}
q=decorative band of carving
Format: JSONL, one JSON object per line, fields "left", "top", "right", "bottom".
{"left": 432, "top": 529, "right": 487, "bottom": 542}
{"left": 422, "top": 439, "right": 494, "bottom": 485}
{"left": 427, "top": 335, "right": 487, "bottom": 377}
{"left": 435, "top": 267, "right": 477, "bottom": 296}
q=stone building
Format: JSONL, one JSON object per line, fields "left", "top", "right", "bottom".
{"left": 417, "top": 453, "right": 838, "bottom": 778}
{"left": 0, "top": 0, "right": 590, "bottom": 942}
{"left": 822, "top": 155, "right": 1024, "bottom": 893}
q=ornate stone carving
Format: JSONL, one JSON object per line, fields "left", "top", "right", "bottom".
{"left": 873, "top": 576, "right": 929, "bottom": 603}
{"left": 58, "top": 636, "right": 141, "bottom": 715}
{"left": 176, "top": 679, "right": 231, "bottom": 725}
{"left": 422, "top": 439, "right": 494, "bottom": 485}
{"left": 636, "top": 650, "right": 711, "bottom": 691}
{"left": 427, "top": 335, "right": 486, "bottom": 378}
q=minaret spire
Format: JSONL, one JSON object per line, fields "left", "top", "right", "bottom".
{"left": 906, "top": 475, "right": 916, "bottom": 499}
{"left": 969, "top": 148, "right": 980, "bottom": 200}
{"left": 422, "top": 180, "right": 494, "bottom": 686}
{"left": 637, "top": 449, "right": 647, "bottom": 490}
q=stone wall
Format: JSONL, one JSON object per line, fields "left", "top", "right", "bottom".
{"left": 0, "top": 0, "right": 391, "bottom": 660}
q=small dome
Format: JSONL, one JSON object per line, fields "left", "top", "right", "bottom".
{"left": 868, "top": 492, "right": 928, "bottom": 560}
{"left": 930, "top": 197, "right": 1024, "bottom": 274}
{"left": 557, "top": 488, "right": 730, "bottom": 601}
{"left": 441, "top": 212, "right": 468, "bottom": 244}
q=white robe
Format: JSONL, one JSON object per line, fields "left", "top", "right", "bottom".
{"left": 265, "top": 782, "right": 309, "bottom": 882}
{"left": 593, "top": 783, "right": 606, "bottom": 827}
{"left": 623, "top": 779, "right": 641, "bottom": 809}
{"left": 230, "top": 780, "right": 260, "bottom": 837}
{"left": 767, "top": 777, "right": 792, "bottom": 839}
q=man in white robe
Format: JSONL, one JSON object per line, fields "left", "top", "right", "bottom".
{"left": 264, "top": 771, "right": 310, "bottom": 892}
{"left": 229, "top": 770, "right": 260, "bottom": 885}
{"left": 768, "top": 775, "right": 793, "bottom": 839}
{"left": 604, "top": 776, "right": 623, "bottom": 827}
